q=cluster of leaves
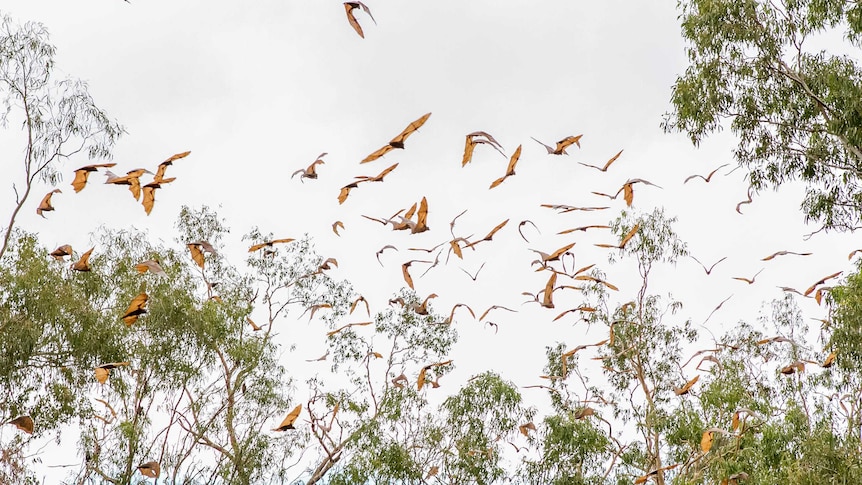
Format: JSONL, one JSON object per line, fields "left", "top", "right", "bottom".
{"left": 665, "top": 0, "right": 862, "bottom": 232}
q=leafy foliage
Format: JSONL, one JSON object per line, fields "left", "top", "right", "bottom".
{"left": 665, "top": 0, "right": 862, "bottom": 231}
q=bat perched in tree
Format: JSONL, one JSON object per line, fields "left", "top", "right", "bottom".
{"left": 489, "top": 145, "right": 522, "bottom": 189}
{"left": 361, "top": 113, "right": 431, "bottom": 163}
{"left": 71, "top": 247, "right": 95, "bottom": 272}
{"left": 292, "top": 153, "right": 327, "bottom": 181}
{"left": 531, "top": 135, "right": 582, "bottom": 155}
{"left": 36, "top": 189, "right": 61, "bottom": 217}
{"left": 343, "top": 1, "right": 376, "bottom": 38}
{"left": 273, "top": 404, "right": 302, "bottom": 431}
{"left": 71, "top": 163, "right": 117, "bottom": 192}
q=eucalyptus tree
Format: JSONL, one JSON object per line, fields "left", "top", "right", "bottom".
{"left": 0, "top": 13, "right": 123, "bottom": 259}
{"left": 71, "top": 207, "right": 352, "bottom": 485}
{"left": 518, "top": 208, "right": 693, "bottom": 485}
{"left": 517, "top": 208, "right": 862, "bottom": 484}
{"left": 665, "top": 0, "right": 862, "bottom": 232}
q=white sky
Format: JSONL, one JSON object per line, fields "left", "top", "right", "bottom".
{"left": 1, "top": 0, "right": 858, "bottom": 480}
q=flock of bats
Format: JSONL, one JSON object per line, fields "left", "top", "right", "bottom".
{"left": 20, "top": 106, "right": 851, "bottom": 481}
{"left": 11, "top": 3, "right": 849, "bottom": 481}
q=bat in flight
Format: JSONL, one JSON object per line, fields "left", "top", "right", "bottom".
{"left": 736, "top": 187, "right": 754, "bottom": 214}
{"left": 683, "top": 163, "right": 729, "bottom": 184}
{"left": 36, "top": 189, "right": 61, "bottom": 217}
{"left": 732, "top": 268, "right": 764, "bottom": 285}
{"left": 249, "top": 238, "right": 295, "bottom": 253}
{"left": 122, "top": 293, "right": 149, "bottom": 326}
{"left": 594, "top": 223, "right": 640, "bottom": 250}
{"left": 761, "top": 250, "right": 812, "bottom": 261}
{"left": 187, "top": 240, "right": 217, "bottom": 269}
{"left": 462, "top": 131, "right": 505, "bottom": 166}
{"left": 141, "top": 181, "right": 168, "bottom": 215}
{"left": 615, "top": 178, "right": 662, "bottom": 207}
{"left": 94, "top": 362, "right": 130, "bottom": 384}
{"left": 579, "top": 149, "right": 624, "bottom": 172}
{"left": 401, "top": 259, "right": 432, "bottom": 289}
{"left": 273, "top": 404, "right": 303, "bottom": 431}
{"left": 50, "top": 244, "right": 73, "bottom": 261}
{"left": 71, "top": 247, "right": 95, "bottom": 272}
{"left": 136, "top": 258, "right": 167, "bottom": 277}
{"left": 411, "top": 196, "right": 430, "bottom": 234}
{"left": 344, "top": 1, "right": 376, "bottom": 39}
{"left": 489, "top": 145, "right": 522, "bottom": 189}
{"left": 332, "top": 221, "right": 344, "bottom": 236}
{"left": 153, "top": 150, "right": 191, "bottom": 183}
{"left": 465, "top": 219, "right": 509, "bottom": 249}
{"left": 137, "top": 461, "right": 161, "bottom": 478}
{"left": 338, "top": 163, "right": 400, "bottom": 204}
{"left": 71, "top": 163, "right": 116, "bottom": 192}
{"left": 417, "top": 360, "right": 453, "bottom": 390}
{"left": 327, "top": 321, "right": 373, "bottom": 337}
{"left": 104, "top": 168, "right": 152, "bottom": 201}
{"left": 691, "top": 255, "right": 727, "bottom": 275}
{"left": 531, "top": 135, "right": 582, "bottom": 155}
{"left": 361, "top": 113, "right": 431, "bottom": 163}
{"left": 804, "top": 271, "right": 842, "bottom": 296}
{"left": 292, "top": 153, "right": 326, "bottom": 181}
{"left": 8, "top": 415, "right": 33, "bottom": 434}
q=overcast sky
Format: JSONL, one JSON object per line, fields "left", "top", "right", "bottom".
{"left": 2, "top": 0, "right": 857, "bottom": 479}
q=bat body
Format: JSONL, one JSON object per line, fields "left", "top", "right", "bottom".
{"left": 361, "top": 113, "right": 431, "bottom": 163}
